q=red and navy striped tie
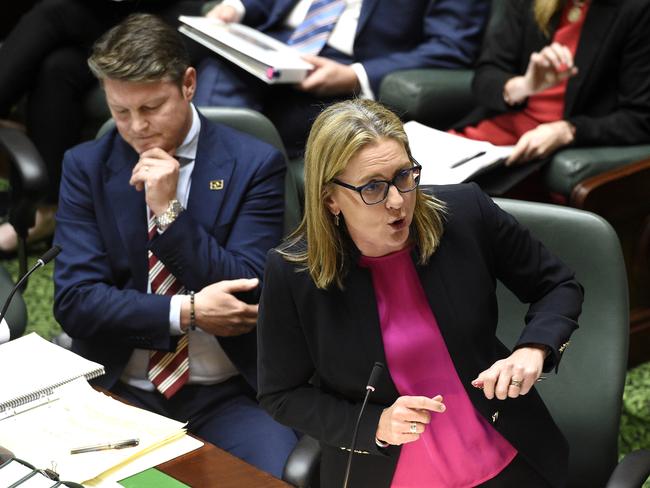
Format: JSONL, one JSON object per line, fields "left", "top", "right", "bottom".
{"left": 146, "top": 210, "right": 189, "bottom": 398}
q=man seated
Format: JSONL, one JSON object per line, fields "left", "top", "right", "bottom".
{"left": 53, "top": 13, "right": 297, "bottom": 478}
{"left": 194, "top": 0, "right": 491, "bottom": 157}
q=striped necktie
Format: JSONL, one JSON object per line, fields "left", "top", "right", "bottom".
{"left": 146, "top": 209, "right": 189, "bottom": 399}
{"left": 287, "top": 0, "right": 346, "bottom": 55}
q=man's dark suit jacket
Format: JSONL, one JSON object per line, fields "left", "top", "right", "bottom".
{"left": 257, "top": 184, "right": 583, "bottom": 487}
{"left": 53, "top": 113, "right": 286, "bottom": 389}
{"left": 241, "top": 0, "right": 491, "bottom": 94}
{"left": 462, "top": 0, "right": 650, "bottom": 147}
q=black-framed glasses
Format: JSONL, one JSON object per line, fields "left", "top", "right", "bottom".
{"left": 332, "top": 162, "right": 422, "bottom": 205}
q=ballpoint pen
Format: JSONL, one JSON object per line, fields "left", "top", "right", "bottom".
{"left": 450, "top": 151, "right": 487, "bottom": 168}
{"left": 70, "top": 438, "right": 139, "bottom": 455}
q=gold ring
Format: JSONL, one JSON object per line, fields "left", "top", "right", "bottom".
{"left": 409, "top": 422, "right": 418, "bottom": 434}
{"left": 510, "top": 379, "right": 523, "bottom": 388}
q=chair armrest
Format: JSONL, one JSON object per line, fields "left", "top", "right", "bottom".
{"left": 0, "top": 127, "right": 48, "bottom": 198}
{"left": 282, "top": 434, "right": 321, "bottom": 488}
{"left": 544, "top": 145, "right": 650, "bottom": 196}
{"left": 605, "top": 450, "right": 650, "bottom": 488}
{"left": 569, "top": 158, "right": 650, "bottom": 215}
{"left": 378, "top": 69, "right": 474, "bottom": 129}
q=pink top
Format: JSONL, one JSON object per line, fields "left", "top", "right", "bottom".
{"left": 359, "top": 246, "right": 516, "bottom": 487}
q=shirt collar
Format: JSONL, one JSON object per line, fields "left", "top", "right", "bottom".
{"left": 174, "top": 103, "right": 201, "bottom": 165}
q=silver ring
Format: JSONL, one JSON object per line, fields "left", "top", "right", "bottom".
{"left": 510, "top": 379, "right": 523, "bottom": 388}
{"left": 409, "top": 422, "right": 418, "bottom": 434}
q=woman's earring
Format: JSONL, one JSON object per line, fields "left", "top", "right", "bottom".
{"left": 334, "top": 213, "right": 340, "bottom": 227}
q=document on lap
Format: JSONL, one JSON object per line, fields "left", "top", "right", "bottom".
{"left": 404, "top": 121, "right": 514, "bottom": 185}
{"left": 178, "top": 16, "right": 314, "bottom": 84}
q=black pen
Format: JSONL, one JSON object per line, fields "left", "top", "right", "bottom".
{"left": 70, "top": 438, "right": 140, "bottom": 454}
{"left": 450, "top": 151, "right": 487, "bottom": 168}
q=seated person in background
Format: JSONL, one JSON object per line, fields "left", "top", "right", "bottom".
{"left": 53, "top": 13, "right": 297, "bottom": 477}
{"left": 194, "top": 0, "right": 491, "bottom": 157}
{"left": 0, "top": 0, "right": 207, "bottom": 253}
{"left": 257, "top": 99, "right": 584, "bottom": 487}
{"left": 453, "top": 0, "right": 650, "bottom": 186}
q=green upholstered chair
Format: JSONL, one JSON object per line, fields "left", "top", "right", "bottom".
{"left": 494, "top": 198, "right": 650, "bottom": 488}
{"left": 97, "top": 106, "right": 303, "bottom": 234}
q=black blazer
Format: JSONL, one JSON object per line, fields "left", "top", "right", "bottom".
{"left": 257, "top": 184, "right": 583, "bottom": 487}
{"left": 460, "top": 0, "right": 650, "bottom": 146}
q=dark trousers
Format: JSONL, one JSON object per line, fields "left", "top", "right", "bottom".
{"left": 193, "top": 40, "right": 353, "bottom": 159}
{"left": 0, "top": 0, "right": 205, "bottom": 201}
{"left": 112, "top": 375, "right": 298, "bottom": 479}
{"left": 478, "top": 454, "right": 553, "bottom": 487}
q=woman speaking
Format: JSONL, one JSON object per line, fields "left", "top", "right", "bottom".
{"left": 257, "top": 99, "right": 583, "bottom": 487}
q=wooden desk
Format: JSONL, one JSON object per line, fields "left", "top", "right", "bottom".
{"left": 157, "top": 438, "right": 290, "bottom": 487}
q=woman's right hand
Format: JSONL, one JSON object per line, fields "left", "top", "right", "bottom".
{"left": 504, "top": 42, "right": 578, "bottom": 105}
{"left": 375, "top": 395, "right": 446, "bottom": 446}
{"left": 205, "top": 4, "right": 238, "bottom": 23}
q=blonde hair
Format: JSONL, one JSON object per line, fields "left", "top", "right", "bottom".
{"left": 534, "top": 0, "right": 565, "bottom": 36}
{"left": 280, "top": 99, "right": 446, "bottom": 290}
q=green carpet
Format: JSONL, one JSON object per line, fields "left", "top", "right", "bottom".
{"left": 2, "top": 249, "right": 649, "bottom": 485}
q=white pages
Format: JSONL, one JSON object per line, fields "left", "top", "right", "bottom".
{"left": 178, "top": 16, "right": 313, "bottom": 83}
{"left": 404, "top": 121, "right": 514, "bottom": 185}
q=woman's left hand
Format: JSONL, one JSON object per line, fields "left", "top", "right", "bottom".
{"left": 471, "top": 346, "right": 547, "bottom": 400}
{"left": 506, "top": 120, "right": 575, "bottom": 165}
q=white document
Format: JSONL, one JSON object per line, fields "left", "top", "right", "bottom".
{"left": 0, "top": 379, "right": 187, "bottom": 483}
{"left": 178, "top": 16, "right": 313, "bottom": 84}
{"left": 0, "top": 317, "right": 9, "bottom": 344}
{"left": 404, "top": 121, "right": 513, "bottom": 185}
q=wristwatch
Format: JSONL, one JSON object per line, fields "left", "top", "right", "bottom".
{"left": 154, "top": 199, "right": 184, "bottom": 231}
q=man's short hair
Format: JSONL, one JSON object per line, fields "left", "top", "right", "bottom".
{"left": 88, "top": 13, "right": 190, "bottom": 86}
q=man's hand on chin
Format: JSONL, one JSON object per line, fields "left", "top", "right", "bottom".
{"left": 129, "top": 148, "right": 180, "bottom": 215}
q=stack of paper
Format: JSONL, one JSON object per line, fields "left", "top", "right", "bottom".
{"left": 404, "top": 121, "right": 513, "bottom": 185}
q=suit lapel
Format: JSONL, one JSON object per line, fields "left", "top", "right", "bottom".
{"left": 355, "top": 0, "right": 379, "bottom": 38}
{"left": 186, "top": 118, "right": 235, "bottom": 229}
{"left": 105, "top": 137, "right": 149, "bottom": 292}
{"left": 565, "top": 0, "right": 618, "bottom": 114}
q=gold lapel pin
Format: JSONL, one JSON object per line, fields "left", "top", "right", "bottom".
{"left": 209, "top": 180, "right": 224, "bottom": 190}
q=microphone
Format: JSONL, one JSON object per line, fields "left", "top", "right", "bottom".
{"left": 342, "top": 361, "right": 384, "bottom": 488}
{"left": 0, "top": 245, "right": 61, "bottom": 338}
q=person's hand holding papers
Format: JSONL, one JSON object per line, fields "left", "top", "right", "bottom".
{"left": 297, "top": 55, "right": 360, "bottom": 96}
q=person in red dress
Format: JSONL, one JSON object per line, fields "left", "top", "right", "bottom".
{"left": 453, "top": 0, "right": 650, "bottom": 172}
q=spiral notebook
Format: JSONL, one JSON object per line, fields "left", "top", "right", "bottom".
{"left": 0, "top": 332, "right": 105, "bottom": 419}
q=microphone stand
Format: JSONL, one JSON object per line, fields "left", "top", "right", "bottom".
{"left": 342, "top": 362, "right": 384, "bottom": 488}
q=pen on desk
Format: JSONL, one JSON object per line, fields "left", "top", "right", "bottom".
{"left": 70, "top": 438, "right": 139, "bottom": 454}
{"left": 450, "top": 151, "right": 487, "bottom": 168}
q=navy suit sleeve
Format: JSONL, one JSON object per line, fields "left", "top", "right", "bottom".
{"left": 361, "top": 0, "right": 490, "bottom": 94}
{"left": 149, "top": 147, "right": 286, "bottom": 292}
{"left": 473, "top": 185, "right": 583, "bottom": 372}
{"left": 53, "top": 149, "right": 172, "bottom": 349}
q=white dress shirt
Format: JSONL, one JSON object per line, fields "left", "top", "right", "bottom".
{"left": 220, "top": 0, "right": 375, "bottom": 98}
{"left": 121, "top": 104, "right": 239, "bottom": 390}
